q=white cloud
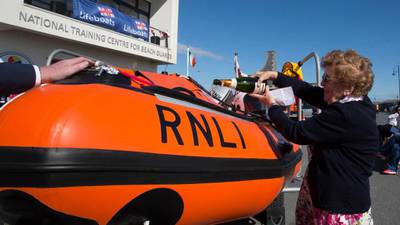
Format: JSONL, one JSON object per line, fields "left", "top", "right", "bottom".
{"left": 178, "top": 43, "right": 224, "bottom": 61}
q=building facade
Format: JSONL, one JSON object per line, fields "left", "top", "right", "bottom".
{"left": 0, "top": 0, "right": 179, "bottom": 71}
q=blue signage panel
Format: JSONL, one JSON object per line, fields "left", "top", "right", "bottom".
{"left": 73, "top": 0, "right": 149, "bottom": 40}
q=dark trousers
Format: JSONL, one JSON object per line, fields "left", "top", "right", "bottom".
{"left": 381, "top": 133, "right": 400, "bottom": 171}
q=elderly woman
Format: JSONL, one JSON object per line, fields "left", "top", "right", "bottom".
{"left": 254, "top": 50, "right": 378, "bottom": 225}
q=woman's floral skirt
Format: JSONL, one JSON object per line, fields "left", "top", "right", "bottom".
{"left": 295, "top": 169, "right": 373, "bottom": 225}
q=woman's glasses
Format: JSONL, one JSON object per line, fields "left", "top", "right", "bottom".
{"left": 322, "top": 73, "right": 332, "bottom": 83}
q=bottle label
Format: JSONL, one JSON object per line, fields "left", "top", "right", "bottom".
{"left": 252, "top": 82, "right": 266, "bottom": 94}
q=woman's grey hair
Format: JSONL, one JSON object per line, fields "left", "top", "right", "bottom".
{"left": 322, "top": 49, "right": 374, "bottom": 97}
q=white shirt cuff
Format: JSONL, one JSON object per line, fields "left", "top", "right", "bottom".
{"left": 33, "top": 65, "right": 41, "bottom": 86}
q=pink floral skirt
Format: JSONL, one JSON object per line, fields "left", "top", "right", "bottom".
{"left": 295, "top": 170, "right": 373, "bottom": 225}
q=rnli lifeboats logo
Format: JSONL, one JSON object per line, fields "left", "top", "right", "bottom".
{"left": 98, "top": 6, "right": 115, "bottom": 18}
{"left": 135, "top": 21, "right": 148, "bottom": 31}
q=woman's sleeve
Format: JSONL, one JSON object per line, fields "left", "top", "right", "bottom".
{"left": 268, "top": 105, "right": 346, "bottom": 145}
{"left": 273, "top": 73, "right": 327, "bottom": 109}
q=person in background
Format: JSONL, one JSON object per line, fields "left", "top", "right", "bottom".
{"left": 377, "top": 124, "right": 392, "bottom": 148}
{"left": 375, "top": 106, "right": 400, "bottom": 175}
{"left": 386, "top": 105, "right": 400, "bottom": 133}
{"left": 0, "top": 57, "right": 92, "bottom": 96}
{"left": 252, "top": 49, "right": 377, "bottom": 225}
{"left": 380, "top": 132, "right": 400, "bottom": 175}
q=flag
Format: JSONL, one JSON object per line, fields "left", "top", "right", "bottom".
{"left": 188, "top": 49, "right": 196, "bottom": 67}
{"left": 234, "top": 52, "right": 241, "bottom": 78}
{"left": 234, "top": 52, "right": 247, "bottom": 78}
{"left": 186, "top": 47, "right": 196, "bottom": 76}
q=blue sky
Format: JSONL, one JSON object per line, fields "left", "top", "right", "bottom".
{"left": 162, "top": 0, "right": 400, "bottom": 101}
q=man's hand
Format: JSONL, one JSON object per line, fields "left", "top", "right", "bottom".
{"left": 40, "top": 57, "right": 93, "bottom": 84}
{"left": 252, "top": 71, "right": 278, "bottom": 82}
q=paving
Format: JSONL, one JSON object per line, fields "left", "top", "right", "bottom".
{"left": 283, "top": 112, "right": 400, "bottom": 225}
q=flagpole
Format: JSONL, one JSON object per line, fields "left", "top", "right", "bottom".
{"left": 186, "top": 47, "right": 190, "bottom": 76}
{"left": 234, "top": 52, "right": 239, "bottom": 78}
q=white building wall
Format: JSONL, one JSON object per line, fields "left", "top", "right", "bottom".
{"left": 0, "top": 29, "right": 157, "bottom": 71}
{"left": 0, "top": 0, "right": 178, "bottom": 70}
{"left": 150, "top": 0, "right": 179, "bottom": 61}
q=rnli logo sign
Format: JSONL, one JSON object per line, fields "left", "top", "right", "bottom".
{"left": 98, "top": 7, "right": 115, "bottom": 18}
{"left": 135, "top": 21, "right": 148, "bottom": 31}
{"left": 155, "top": 104, "right": 247, "bottom": 149}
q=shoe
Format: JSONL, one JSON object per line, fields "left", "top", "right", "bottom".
{"left": 376, "top": 153, "right": 386, "bottom": 160}
{"left": 383, "top": 169, "right": 397, "bottom": 175}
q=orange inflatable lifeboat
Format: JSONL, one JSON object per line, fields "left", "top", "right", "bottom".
{"left": 0, "top": 63, "right": 302, "bottom": 225}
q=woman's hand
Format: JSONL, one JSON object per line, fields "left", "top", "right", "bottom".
{"left": 250, "top": 71, "right": 281, "bottom": 107}
{"left": 252, "top": 71, "right": 278, "bottom": 83}
{"left": 249, "top": 85, "right": 281, "bottom": 108}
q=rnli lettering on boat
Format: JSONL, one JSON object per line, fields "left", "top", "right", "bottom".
{"left": 155, "top": 104, "right": 246, "bottom": 149}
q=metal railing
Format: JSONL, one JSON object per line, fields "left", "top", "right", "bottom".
{"left": 149, "top": 26, "right": 169, "bottom": 48}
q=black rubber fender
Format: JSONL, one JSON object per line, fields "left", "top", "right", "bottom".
{"left": 107, "top": 188, "right": 184, "bottom": 225}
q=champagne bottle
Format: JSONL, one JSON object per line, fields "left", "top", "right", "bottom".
{"left": 213, "top": 77, "right": 267, "bottom": 94}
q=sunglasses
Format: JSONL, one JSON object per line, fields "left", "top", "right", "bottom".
{"left": 322, "top": 73, "right": 333, "bottom": 83}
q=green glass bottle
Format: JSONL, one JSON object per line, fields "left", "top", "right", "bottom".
{"left": 213, "top": 77, "right": 266, "bottom": 94}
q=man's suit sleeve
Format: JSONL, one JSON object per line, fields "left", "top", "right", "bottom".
{"left": 0, "top": 63, "right": 37, "bottom": 96}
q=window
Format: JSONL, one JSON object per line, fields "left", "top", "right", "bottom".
{"left": 25, "top": 0, "right": 70, "bottom": 16}
{"left": 138, "top": 0, "right": 150, "bottom": 13}
{"left": 121, "top": 0, "right": 136, "bottom": 7}
{"left": 97, "top": 0, "right": 118, "bottom": 8}
{"left": 119, "top": 5, "right": 137, "bottom": 18}
{"left": 65, "top": 1, "right": 73, "bottom": 16}
{"left": 139, "top": 14, "right": 148, "bottom": 23}
{"left": 119, "top": 1, "right": 138, "bottom": 19}
{"left": 25, "top": 0, "right": 51, "bottom": 10}
{"left": 118, "top": 0, "right": 151, "bottom": 24}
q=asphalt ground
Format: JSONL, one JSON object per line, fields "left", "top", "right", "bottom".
{"left": 283, "top": 112, "right": 400, "bottom": 225}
